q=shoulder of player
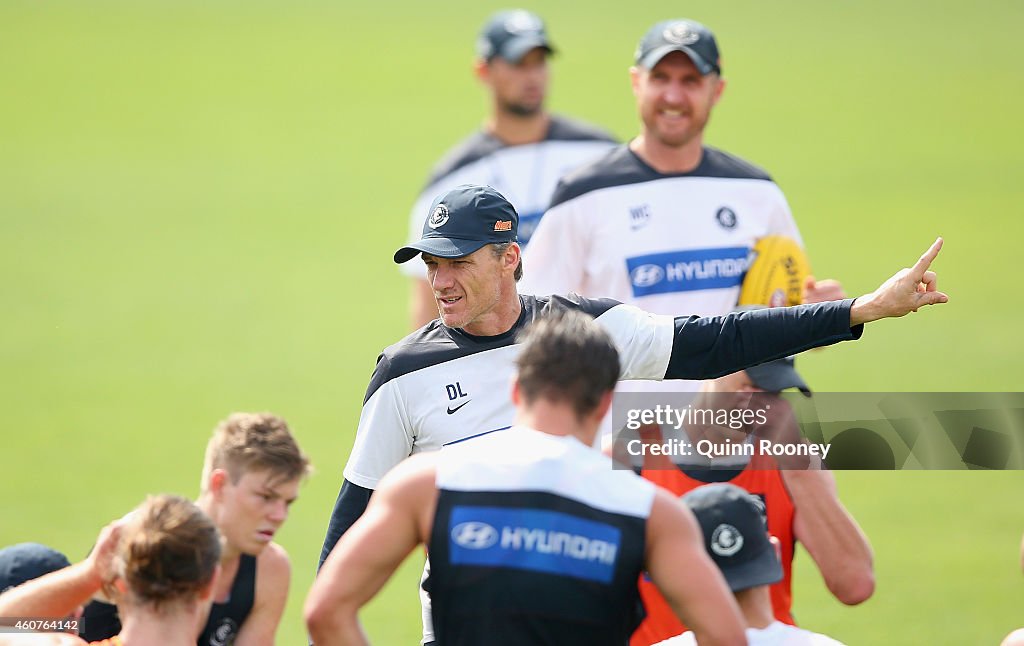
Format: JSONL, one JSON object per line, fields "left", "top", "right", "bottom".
{"left": 546, "top": 114, "right": 617, "bottom": 143}
{"left": 698, "top": 146, "right": 775, "bottom": 182}
{"left": 646, "top": 486, "right": 700, "bottom": 537}
{"left": 255, "top": 541, "right": 291, "bottom": 587}
{"left": 422, "top": 130, "right": 502, "bottom": 190}
{"left": 547, "top": 144, "right": 646, "bottom": 208}
{"left": 377, "top": 451, "right": 438, "bottom": 494}
{"left": 363, "top": 323, "right": 457, "bottom": 401}
{"left": 531, "top": 292, "right": 622, "bottom": 321}
{"left": 548, "top": 145, "right": 779, "bottom": 210}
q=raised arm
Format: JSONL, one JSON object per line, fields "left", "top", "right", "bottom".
{"left": 665, "top": 238, "right": 948, "bottom": 379}
{"left": 0, "top": 520, "right": 121, "bottom": 618}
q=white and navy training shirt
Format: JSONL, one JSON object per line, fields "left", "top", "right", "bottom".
{"left": 429, "top": 427, "right": 655, "bottom": 646}
{"left": 319, "top": 294, "right": 861, "bottom": 568}
{"left": 400, "top": 115, "right": 616, "bottom": 279}
{"left": 520, "top": 144, "right": 801, "bottom": 316}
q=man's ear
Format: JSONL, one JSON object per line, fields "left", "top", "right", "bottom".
{"left": 629, "top": 66, "right": 642, "bottom": 98}
{"left": 208, "top": 469, "right": 229, "bottom": 500}
{"left": 511, "top": 376, "right": 522, "bottom": 406}
{"left": 504, "top": 243, "right": 521, "bottom": 272}
{"left": 711, "top": 75, "right": 727, "bottom": 107}
{"left": 474, "top": 58, "right": 490, "bottom": 84}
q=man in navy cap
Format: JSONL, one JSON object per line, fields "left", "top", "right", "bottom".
{"left": 654, "top": 484, "right": 846, "bottom": 645}
{"left": 400, "top": 9, "right": 616, "bottom": 329}
{"left": 318, "top": 182, "right": 945, "bottom": 643}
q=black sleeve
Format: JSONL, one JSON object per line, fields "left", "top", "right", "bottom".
{"left": 317, "top": 479, "right": 374, "bottom": 571}
{"left": 665, "top": 299, "right": 863, "bottom": 379}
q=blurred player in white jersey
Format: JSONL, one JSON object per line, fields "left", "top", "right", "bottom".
{"left": 402, "top": 9, "right": 616, "bottom": 328}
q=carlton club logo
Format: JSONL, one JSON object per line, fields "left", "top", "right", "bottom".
{"left": 208, "top": 618, "right": 239, "bottom": 646}
{"left": 711, "top": 523, "right": 744, "bottom": 557}
{"left": 716, "top": 206, "right": 737, "bottom": 229}
{"left": 505, "top": 10, "right": 543, "bottom": 34}
{"left": 428, "top": 204, "right": 450, "bottom": 229}
{"left": 663, "top": 22, "right": 700, "bottom": 46}
{"left": 451, "top": 521, "right": 499, "bottom": 549}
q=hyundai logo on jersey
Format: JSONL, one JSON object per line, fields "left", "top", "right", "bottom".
{"left": 626, "top": 247, "right": 750, "bottom": 297}
{"left": 451, "top": 521, "right": 499, "bottom": 549}
{"left": 448, "top": 506, "right": 621, "bottom": 583}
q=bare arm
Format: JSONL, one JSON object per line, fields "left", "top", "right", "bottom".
{"left": 782, "top": 469, "right": 874, "bottom": 604}
{"left": 305, "top": 454, "right": 437, "bottom": 646}
{"left": 645, "top": 490, "right": 746, "bottom": 646}
{"left": 233, "top": 544, "right": 291, "bottom": 646}
{"left": 0, "top": 521, "right": 121, "bottom": 618}
{"left": 410, "top": 278, "right": 438, "bottom": 329}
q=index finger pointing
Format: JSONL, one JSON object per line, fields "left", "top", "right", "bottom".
{"left": 911, "top": 237, "right": 943, "bottom": 276}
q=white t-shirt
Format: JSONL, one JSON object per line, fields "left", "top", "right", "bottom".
{"left": 657, "top": 621, "right": 846, "bottom": 646}
{"left": 400, "top": 114, "right": 616, "bottom": 279}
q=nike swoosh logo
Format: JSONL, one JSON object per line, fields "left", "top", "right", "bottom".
{"left": 446, "top": 401, "right": 471, "bottom": 415}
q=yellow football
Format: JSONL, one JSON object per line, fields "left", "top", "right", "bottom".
{"left": 737, "top": 235, "right": 810, "bottom": 307}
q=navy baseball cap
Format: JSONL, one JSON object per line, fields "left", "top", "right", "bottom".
{"left": 682, "top": 484, "right": 783, "bottom": 592}
{"left": 394, "top": 185, "right": 519, "bottom": 264}
{"left": 746, "top": 357, "right": 811, "bottom": 397}
{"left": 477, "top": 10, "right": 555, "bottom": 63}
{"left": 0, "top": 543, "right": 71, "bottom": 592}
{"left": 635, "top": 19, "right": 721, "bottom": 75}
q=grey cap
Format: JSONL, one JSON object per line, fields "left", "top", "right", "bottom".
{"left": 634, "top": 19, "right": 720, "bottom": 74}
{"left": 477, "top": 10, "right": 555, "bottom": 63}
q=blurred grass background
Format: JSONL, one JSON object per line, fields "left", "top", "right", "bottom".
{"left": 1, "top": 1, "right": 1022, "bottom": 643}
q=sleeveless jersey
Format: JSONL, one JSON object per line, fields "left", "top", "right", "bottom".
{"left": 429, "top": 426, "right": 655, "bottom": 646}
{"left": 79, "top": 554, "right": 256, "bottom": 646}
{"left": 631, "top": 453, "right": 796, "bottom": 646}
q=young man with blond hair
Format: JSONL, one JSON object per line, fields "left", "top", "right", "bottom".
{"left": 83, "top": 413, "right": 311, "bottom": 646}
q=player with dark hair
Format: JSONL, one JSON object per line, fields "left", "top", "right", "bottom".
{"left": 82, "top": 413, "right": 311, "bottom": 646}
{"left": 402, "top": 8, "right": 616, "bottom": 328}
{"left": 0, "top": 494, "right": 221, "bottom": 646}
{"left": 318, "top": 182, "right": 946, "bottom": 642}
{"left": 307, "top": 311, "right": 747, "bottom": 646}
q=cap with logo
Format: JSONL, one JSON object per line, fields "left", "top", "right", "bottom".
{"left": 634, "top": 19, "right": 720, "bottom": 75}
{"left": 682, "top": 483, "right": 783, "bottom": 592}
{"left": 394, "top": 184, "right": 519, "bottom": 264}
{"left": 0, "top": 543, "right": 71, "bottom": 592}
{"left": 477, "top": 9, "right": 555, "bottom": 63}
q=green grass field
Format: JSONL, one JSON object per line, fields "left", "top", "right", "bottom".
{"left": 2, "top": 1, "right": 1023, "bottom": 643}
